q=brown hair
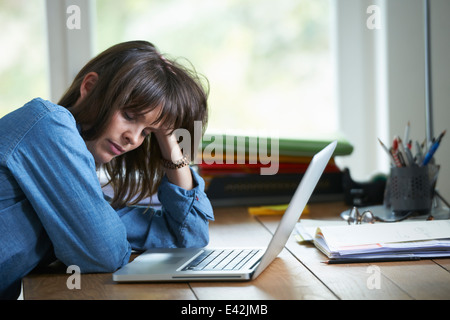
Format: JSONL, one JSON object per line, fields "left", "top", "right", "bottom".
{"left": 58, "top": 40, "right": 209, "bottom": 208}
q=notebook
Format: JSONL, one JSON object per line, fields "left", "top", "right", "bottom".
{"left": 314, "top": 220, "right": 450, "bottom": 263}
{"left": 112, "top": 140, "right": 337, "bottom": 282}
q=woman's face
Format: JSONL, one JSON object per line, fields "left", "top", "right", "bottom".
{"left": 85, "top": 107, "right": 162, "bottom": 164}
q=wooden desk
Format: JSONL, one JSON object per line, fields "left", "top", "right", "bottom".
{"left": 23, "top": 202, "right": 450, "bottom": 300}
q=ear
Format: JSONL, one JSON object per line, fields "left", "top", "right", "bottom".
{"left": 79, "top": 72, "right": 99, "bottom": 100}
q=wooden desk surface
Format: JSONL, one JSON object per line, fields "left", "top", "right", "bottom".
{"left": 23, "top": 202, "right": 450, "bottom": 300}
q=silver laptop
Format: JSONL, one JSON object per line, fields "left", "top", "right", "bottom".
{"left": 113, "top": 141, "right": 337, "bottom": 282}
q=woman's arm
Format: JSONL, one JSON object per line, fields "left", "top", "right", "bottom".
{"left": 115, "top": 129, "right": 214, "bottom": 250}
{"left": 7, "top": 103, "right": 131, "bottom": 273}
{"left": 117, "top": 167, "right": 214, "bottom": 250}
{"left": 154, "top": 130, "right": 194, "bottom": 190}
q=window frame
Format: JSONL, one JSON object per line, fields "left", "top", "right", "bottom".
{"left": 45, "top": 0, "right": 95, "bottom": 102}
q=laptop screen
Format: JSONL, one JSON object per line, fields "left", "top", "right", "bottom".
{"left": 252, "top": 141, "right": 337, "bottom": 278}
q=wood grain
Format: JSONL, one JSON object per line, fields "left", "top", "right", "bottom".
{"left": 22, "top": 202, "right": 450, "bottom": 300}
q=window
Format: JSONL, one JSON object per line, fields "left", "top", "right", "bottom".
{"left": 0, "top": 0, "right": 49, "bottom": 118}
{"left": 1, "top": 1, "right": 335, "bottom": 138}
{"left": 96, "top": 0, "right": 335, "bottom": 139}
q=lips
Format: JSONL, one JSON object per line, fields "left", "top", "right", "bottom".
{"left": 108, "top": 140, "right": 125, "bottom": 156}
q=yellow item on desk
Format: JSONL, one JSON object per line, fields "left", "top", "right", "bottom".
{"left": 248, "top": 204, "right": 309, "bottom": 216}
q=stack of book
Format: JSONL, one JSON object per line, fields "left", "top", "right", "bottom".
{"left": 196, "top": 134, "right": 353, "bottom": 207}
{"left": 312, "top": 220, "right": 450, "bottom": 263}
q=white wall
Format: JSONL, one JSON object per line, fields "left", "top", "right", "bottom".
{"left": 385, "top": 0, "right": 450, "bottom": 202}
{"left": 427, "top": 0, "right": 450, "bottom": 201}
{"left": 334, "top": 0, "right": 450, "bottom": 201}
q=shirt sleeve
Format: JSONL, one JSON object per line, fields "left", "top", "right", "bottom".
{"left": 7, "top": 109, "right": 131, "bottom": 273}
{"left": 116, "top": 168, "right": 215, "bottom": 251}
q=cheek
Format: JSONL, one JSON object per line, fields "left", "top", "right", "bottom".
{"left": 108, "top": 114, "right": 125, "bottom": 132}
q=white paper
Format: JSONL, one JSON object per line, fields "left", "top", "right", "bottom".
{"left": 316, "top": 220, "right": 450, "bottom": 250}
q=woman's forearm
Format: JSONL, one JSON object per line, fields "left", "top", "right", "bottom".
{"left": 155, "top": 131, "right": 194, "bottom": 190}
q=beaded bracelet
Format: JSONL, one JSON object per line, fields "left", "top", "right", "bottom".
{"left": 161, "top": 154, "right": 190, "bottom": 169}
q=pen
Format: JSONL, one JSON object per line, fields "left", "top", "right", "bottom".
{"left": 397, "top": 137, "right": 412, "bottom": 166}
{"left": 390, "top": 148, "right": 403, "bottom": 167}
{"left": 420, "top": 138, "right": 427, "bottom": 153}
{"left": 392, "top": 137, "right": 398, "bottom": 152}
{"left": 396, "top": 150, "right": 406, "bottom": 167}
{"left": 421, "top": 130, "right": 446, "bottom": 166}
{"left": 404, "top": 121, "right": 410, "bottom": 148}
{"left": 391, "top": 138, "right": 405, "bottom": 166}
{"left": 415, "top": 140, "right": 424, "bottom": 164}
{"left": 405, "top": 145, "right": 415, "bottom": 166}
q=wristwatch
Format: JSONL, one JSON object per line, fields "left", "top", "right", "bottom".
{"left": 161, "top": 154, "right": 190, "bottom": 169}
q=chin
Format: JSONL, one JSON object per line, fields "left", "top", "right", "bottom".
{"left": 93, "top": 153, "right": 114, "bottom": 165}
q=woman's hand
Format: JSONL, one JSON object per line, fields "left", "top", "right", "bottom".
{"left": 153, "top": 129, "right": 194, "bottom": 190}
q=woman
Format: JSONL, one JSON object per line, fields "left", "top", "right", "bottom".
{"left": 0, "top": 40, "right": 214, "bottom": 299}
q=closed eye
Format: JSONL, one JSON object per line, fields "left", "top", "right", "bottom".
{"left": 122, "top": 110, "right": 160, "bottom": 138}
{"left": 123, "top": 111, "right": 134, "bottom": 121}
{"left": 142, "top": 129, "right": 151, "bottom": 137}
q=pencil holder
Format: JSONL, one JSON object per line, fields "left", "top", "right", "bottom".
{"left": 385, "top": 165, "right": 438, "bottom": 213}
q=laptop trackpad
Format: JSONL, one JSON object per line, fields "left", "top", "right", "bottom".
{"left": 124, "top": 249, "right": 202, "bottom": 274}
{"left": 137, "top": 253, "right": 187, "bottom": 266}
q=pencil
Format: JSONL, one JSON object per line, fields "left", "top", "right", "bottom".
{"left": 390, "top": 149, "right": 403, "bottom": 167}
{"left": 377, "top": 138, "right": 396, "bottom": 166}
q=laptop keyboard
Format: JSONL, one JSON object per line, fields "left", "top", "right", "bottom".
{"left": 182, "top": 249, "right": 261, "bottom": 271}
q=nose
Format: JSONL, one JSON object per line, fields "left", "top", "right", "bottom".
{"left": 123, "top": 127, "right": 142, "bottom": 147}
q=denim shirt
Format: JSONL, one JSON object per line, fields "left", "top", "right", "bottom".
{"left": 0, "top": 98, "right": 214, "bottom": 299}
